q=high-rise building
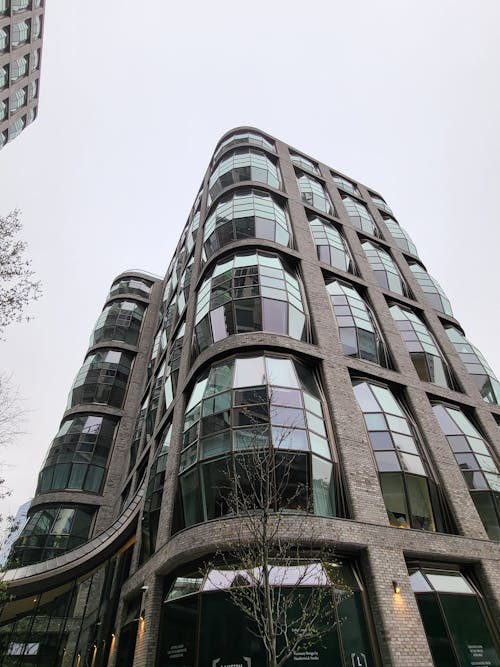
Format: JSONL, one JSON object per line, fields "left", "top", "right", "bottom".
{"left": 0, "top": 0, "right": 44, "bottom": 150}
{"left": 1, "top": 128, "right": 499, "bottom": 667}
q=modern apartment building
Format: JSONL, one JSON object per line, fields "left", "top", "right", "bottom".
{"left": 0, "top": 0, "right": 44, "bottom": 150}
{"left": 1, "top": 128, "right": 499, "bottom": 666}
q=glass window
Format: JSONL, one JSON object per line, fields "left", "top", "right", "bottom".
{"left": 342, "top": 195, "right": 378, "bottom": 236}
{"left": 0, "top": 0, "right": 9, "bottom": 14}
{"left": 0, "top": 100, "right": 5, "bottom": 122}
{"left": 446, "top": 325, "right": 500, "bottom": 404}
{"left": 209, "top": 148, "right": 280, "bottom": 203}
{"left": 32, "top": 14, "right": 41, "bottom": 38}
{"left": 433, "top": 403, "right": 499, "bottom": 539}
{"left": 9, "top": 87, "right": 27, "bottom": 113}
{"left": 67, "top": 349, "right": 134, "bottom": 409}
{"left": 290, "top": 151, "right": 320, "bottom": 174}
{"left": 193, "top": 251, "right": 308, "bottom": 354}
{"left": 409, "top": 262, "right": 453, "bottom": 316}
{"left": 353, "top": 380, "right": 445, "bottom": 532}
{"left": 332, "top": 174, "right": 360, "bottom": 197}
{"left": 10, "top": 56, "right": 28, "bottom": 81}
{"left": 175, "top": 355, "right": 338, "bottom": 530}
{"left": 0, "top": 27, "right": 8, "bottom": 52}
{"left": 11, "top": 21, "right": 29, "bottom": 47}
{"left": 12, "top": 0, "right": 30, "bottom": 10}
{"left": 382, "top": 215, "right": 419, "bottom": 256}
{"left": 89, "top": 300, "right": 145, "bottom": 346}
{"left": 9, "top": 116, "right": 25, "bottom": 140}
{"left": 370, "top": 192, "right": 393, "bottom": 214}
{"left": 204, "top": 188, "right": 290, "bottom": 258}
{"left": 108, "top": 276, "right": 152, "bottom": 298}
{"left": 410, "top": 568, "right": 500, "bottom": 667}
{"left": 0, "top": 65, "right": 7, "bottom": 89}
{"left": 308, "top": 214, "right": 355, "bottom": 272}
{"left": 31, "top": 48, "right": 40, "bottom": 71}
{"left": 326, "top": 279, "right": 388, "bottom": 366}
{"left": 362, "top": 240, "right": 408, "bottom": 295}
{"left": 296, "top": 171, "right": 334, "bottom": 214}
{"left": 215, "top": 131, "right": 274, "bottom": 158}
{"left": 390, "top": 304, "right": 451, "bottom": 388}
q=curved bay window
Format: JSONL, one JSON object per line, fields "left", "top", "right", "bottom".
{"left": 326, "top": 279, "right": 389, "bottom": 366}
{"left": 140, "top": 425, "right": 171, "bottom": 562}
{"left": 193, "top": 252, "right": 308, "bottom": 355}
{"left": 108, "top": 276, "right": 151, "bottom": 299}
{"left": 332, "top": 174, "right": 360, "bottom": 197}
{"left": 158, "top": 563, "right": 376, "bottom": 667}
{"left": 203, "top": 188, "right": 290, "bottom": 258}
{"left": 37, "top": 414, "right": 117, "bottom": 495}
{"left": 383, "top": 216, "right": 419, "bottom": 256}
{"left": 215, "top": 130, "right": 274, "bottom": 158}
{"left": 290, "top": 151, "right": 320, "bottom": 174}
{"left": 409, "top": 262, "right": 453, "bottom": 316}
{"left": 89, "top": 300, "right": 145, "bottom": 346}
{"left": 390, "top": 304, "right": 452, "bottom": 388}
{"left": 409, "top": 568, "right": 500, "bottom": 666}
{"left": 446, "top": 325, "right": 500, "bottom": 404}
{"left": 296, "top": 171, "right": 334, "bottom": 214}
{"left": 67, "top": 349, "right": 134, "bottom": 409}
{"left": 433, "top": 404, "right": 500, "bottom": 540}
{"left": 309, "top": 214, "right": 355, "bottom": 273}
{"left": 9, "top": 504, "right": 95, "bottom": 566}
{"left": 362, "top": 240, "right": 408, "bottom": 295}
{"left": 370, "top": 192, "right": 393, "bottom": 214}
{"left": 208, "top": 148, "right": 281, "bottom": 203}
{"left": 353, "top": 380, "right": 446, "bottom": 532}
{"left": 341, "top": 195, "right": 378, "bottom": 236}
{"left": 175, "top": 355, "right": 338, "bottom": 530}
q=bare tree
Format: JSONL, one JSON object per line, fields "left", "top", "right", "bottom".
{"left": 204, "top": 421, "right": 349, "bottom": 667}
{"left": 0, "top": 209, "right": 41, "bottom": 339}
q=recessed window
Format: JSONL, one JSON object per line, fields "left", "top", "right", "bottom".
{"left": 36, "top": 415, "right": 117, "bottom": 496}
{"left": 296, "top": 171, "right": 334, "bottom": 214}
{"left": 383, "top": 216, "right": 418, "bottom": 256}
{"left": 28, "top": 79, "right": 37, "bottom": 99}
{"left": 353, "top": 380, "right": 446, "bottom": 532}
{"left": 31, "top": 48, "right": 40, "bottom": 71}
{"left": 10, "top": 56, "right": 28, "bottom": 81}
{"left": 390, "top": 304, "right": 452, "bottom": 388}
{"left": 433, "top": 404, "right": 500, "bottom": 539}
{"left": 203, "top": 188, "right": 290, "bottom": 258}
{"left": 409, "top": 262, "right": 453, "bottom": 316}
{"left": 0, "top": 65, "right": 7, "bottom": 89}
{"left": 215, "top": 131, "right": 274, "bottom": 159}
{"left": 11, "top": 21, "right": 29, "bottom": 47}
{"left": 175, "top": 355, "right": 338, "bottom": 530}
{"left": 308, "top": 214, "right": 354, "bottom": 273}
{"left": 67, "top": 349, "right": 134, "bottom": 409}
{"left": 290, "top": 151, "right": 319, "bottom": 175}
{"left": 0, "top": 27, "right": 8, "bottom": 52}
{"left": 26, "top": 106, "right": 36, "bottom": 124}
{"left": 0, "top": 0, "right": 9, "bottom": 15}
{"left": 32, "top": 14, "right": 42, "bottom": 39}
{"left": 9, "top": 116, "right": 25, "bottom": 140}
{"left": 9, "top": 87, "right": 27, "bottom": 114}
{"left": 327, "top": 279, "right": 388, "bottom": 366}
{"left": 0, "top": 100, "right": 6, "bottom": 122}
{"left": 370, "top": 192, "right": 393, "bottom": 214}
{"left": 332, "top": 174, "right": 360, "bottom": 197}
{"left": 12, "top": 0, "right": 30, "bottom": 10}
{"left": 0, "top": 131, "right": 6, "bottom": 148}
{"left": 90, "top": 300, "right": 145, "bottom": 347}
{"left": 362, "top": 240, "right": 408, "bottom": 295}
{"left": 193, "top": 251, "right": 308, "bottom": 354}
{"left": 208, "top": 149, "right": 281, "bottom": 203}
{"left": 341, "top": 195, "right": 378, "bottom": 236}
{"left": 445, "top": 326, "right": 500, "bottom": 404}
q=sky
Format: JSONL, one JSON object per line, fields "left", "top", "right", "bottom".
{"left": 0, "top": 0, "right": 499, "bottom": 520}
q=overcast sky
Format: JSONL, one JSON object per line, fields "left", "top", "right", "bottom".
{"left": 0, "top": 0, "right": 499, "bottom": 520}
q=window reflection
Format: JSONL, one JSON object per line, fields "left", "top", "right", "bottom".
{"left": 90, "top": 300, "right": 145, "bottom": 346}
{"left": 332, "top": 174, "right": 360, "bottom": 197}
{"left": 194, "top": 251, "right": 308, "bottom": 354}
{"left": 383, "top": 216, "right": 418, "bottom": 256}
{"left": 215, "top": 131, "right": 274, "bottom": 158}
{"left": 309, "top": 214, "right": 354, "bottom": 273}
{"left": 290, "top": 151, "right": 320, "bottom": 175}
{"left": 204, "top": 188, "right": 290, "bottom": 258}
{"left": 175, "top": 355, "right": 338, "bottom": 530}
{"left": 433, "top": 404, "right": 500, "bottom": 539}
{"left": 353, "top": 380, "right": 446, "bottom": 532}
{"left": 326, "top": 279, "right": 388, "bottom": 366}
{"left": 370, "top": 192, "right": 393, "bottom": 214}
{"left": 209, "top": 149, "right": 280, "bottom": 203}
{"left": 409, "top": 262, "right": 453, "bottom": 316}
{"left": 390, "top": 304, "right": 452, "bottom": 388}
{"left": 341, "top": 195, "right": 378, "bottom": 236}
{"left": 67, "top": 349, "right": 134, "bottom": 409}
{"left": 362, "top": 240, "right": 408, "bottom": 295}
{"left": 109, "top": 276, "right": 151, "bottom": 299}
{"left": 296, "top": 171, "right": 334, "bottom": 214}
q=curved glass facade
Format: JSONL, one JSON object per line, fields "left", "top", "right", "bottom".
{"left": 203, "top": 188, "right": 290, "bottom": 258}
{"left": 383, "top": 216, "right": 418, "bottom": 256}
{"left": 208, "top": 149, "right": 280, "bottom": 203}
{"left": 342, "top": 195, "right": 378, "bottom": 236}
{"left": 353, "top": 380, "right": 445, "bottom": 531}
{"left": 193, "top": 252, "right": 307, "bottom": 354}
{"left": 89, "top": 300, "right": 145, "bottom": 346}
{"left": 296, "top": 171, "right": 334, "bottom": 214}
{"left": 108, "top": 276, "right": 151, "bottom": 299}
{"left": 433, "top": 404, "right": 500, "bottom": 540}
{"left": 175, "top": 355, "right": 338, "bottom": 529}
{"left": 390, "top": 304, "right": 451, "bottom": 387}
{"left": 370, "top": 193, "right": 393, "bottom": 214}
{"left": 332, "top": 174, "right": 360, "bottom": 197}
{"left": 9, "top": 504, "right": 95, "bottom": 566}
{"left": 409, "top": 262, "right": 453, "bottom": 316}
{"left": 290, "top": 151, "right": 320, "bottom": 174}
{"left": 410, "top": 568, "right": 500, "bottom": 666}
{"left": 215, "top": 131, "right": 274, "bottom": 158}
{"left": 37, "top": 414, "right": 117, "bottom": 495}
{"left": 309, "top": 214, "right": 354, "bottom": 272}
{"left": 326, "top": 279, "right": 388, "bottom": 366}
{"left": 67, "top": 349, "right": 134, "bottom": 408}
{"left": 362, "top": 240, "right": 408, "bottom": 295}
{"left": 446, "top": 325, "right": 500, "bottom": 404}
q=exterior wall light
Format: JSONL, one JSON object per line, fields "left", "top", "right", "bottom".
{"left": 393, "top": 580, "right": 401, "bottom": 595}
